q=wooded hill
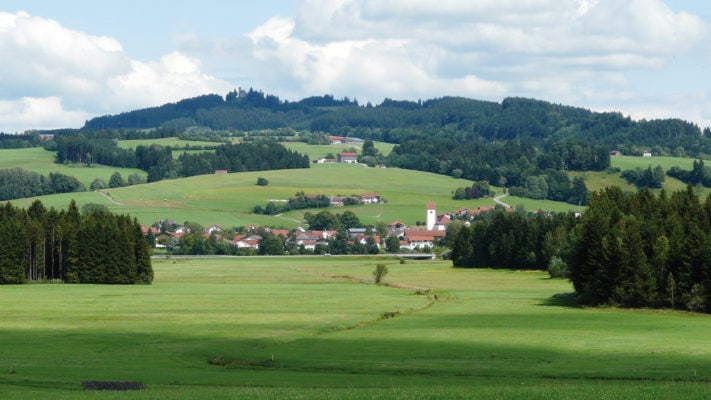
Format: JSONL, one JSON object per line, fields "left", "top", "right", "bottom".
{"left": 73, "top": 89, "right": 711, "bottom": 205}
{"left": 81, "top": 89, "right": 711, "bottom": 156}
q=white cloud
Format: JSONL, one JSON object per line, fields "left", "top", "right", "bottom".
{"left": 0, "top": 97, "right": 89, "bottom": 133}
{"left": 0, "top": 11, "right": 232, "bottom": 132}
{"left": 231, "top": 0, "right": 710, "bottom": 126}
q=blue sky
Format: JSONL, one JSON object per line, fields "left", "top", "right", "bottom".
{"left": 1, "top": 0, "right": 710, "bottom": 132}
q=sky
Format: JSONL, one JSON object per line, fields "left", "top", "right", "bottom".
{"left": 1, "top": 0, "right": 711, "bottom": 133}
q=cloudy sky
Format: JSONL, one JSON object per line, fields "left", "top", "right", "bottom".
{"left": 1, "top": 0, "right": 710, "bottom": 132}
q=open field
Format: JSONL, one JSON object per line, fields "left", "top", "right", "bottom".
{"left": 0, "top": 147, "right": 146, "bottom": 188}
{"left": 611, "top": 155, "right": 696, "bottom": 171}
{"left": 281, "top": 141, "right": 395, "bottom": 160}
{"left": 1, "top": 256, "right": 710, "bottom": 399}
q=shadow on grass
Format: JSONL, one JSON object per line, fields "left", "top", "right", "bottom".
{"left": 539, "top": 292, "right": 578, "bottom": 308}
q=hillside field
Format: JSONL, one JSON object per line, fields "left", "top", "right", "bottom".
{"left": 9, "top": 163, "right": 530, "bottom": 228}
{"left": 1, "top": 256, "right": 709, "bottom": 399}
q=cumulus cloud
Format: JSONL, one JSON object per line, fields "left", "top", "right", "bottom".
{"left": 0, "top": 11, "right": 232, "bottom": 132}
{"left": 231, "top": 0, "right": 709, "bottom": 125}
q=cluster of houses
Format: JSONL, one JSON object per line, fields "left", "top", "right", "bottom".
{"left": 142, "top": 202, "right": 477, "bottom": 253}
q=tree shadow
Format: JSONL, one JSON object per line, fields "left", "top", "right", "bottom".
{"left": 539, "top": 292, "right": 579, "bottom": 308}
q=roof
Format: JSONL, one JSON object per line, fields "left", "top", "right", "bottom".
{"left": 338, "top": 152, "right": 358, "bottom": 157}
{"left": 427, "top": 202, "right": 436, "bottom": 210}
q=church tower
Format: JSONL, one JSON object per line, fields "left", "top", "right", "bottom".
{"left": 426, "top": 202, "right": 436, "bottom": 230}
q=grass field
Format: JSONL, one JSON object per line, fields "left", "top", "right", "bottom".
{"left": 0, "top": 147, "right": 146, "bottom": 188}
{"left": 116, "top": 137, "right": 223, "bottom": 149}
{"left": 1, "top": 256, "right": 710, "bottom": 399}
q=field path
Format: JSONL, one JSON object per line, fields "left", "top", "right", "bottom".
{"left": 97, "top": 191, "right": 124, "bottom": 206}
{"left": 493, "top": 190, "right": 510, "bottom": 208}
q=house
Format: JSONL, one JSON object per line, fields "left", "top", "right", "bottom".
{"left": 610, "top": 150, "right": 623, "bottom": 156}
{"left": 361, "top": 193, "right": 382, "bottom": 204}
{"left": 337, "top": 152, "right": 358, "bottom": 163}
{"left": 329, "top": 135, "right": 346, "bottom": 144}
{"left": 205, "top": 225, "right": 222, "bottom": 234}
{"left": 433, "top": 214, "right": 450, "bottom": 231}
{"left": 401, "top": 229, "right": 446, "bottom": 250}
{"left": 214, "top": 169, "right": 228, "bottom": 175}
{"left": 231, "top": 235, "right": 261, "bottom": 250}
{"left": 388, "top": 221, "right": 407, "bottom": 232}
{"left": 643, "top": 151, "right": 652, "bottom": 157}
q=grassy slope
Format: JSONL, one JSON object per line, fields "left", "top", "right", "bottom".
{"left": 0, "top": 147, "right": 146, "bottom": 188}
{"left": 1, "top": 257, "right": 709, "bottom": 399}
{"left": 9, "top": 164, "right": 520, "bottom": 227}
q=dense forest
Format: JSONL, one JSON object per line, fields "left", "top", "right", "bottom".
{"left": 0, "top": 200, "right": 152, "bottom": 284}
{"left": 449, "top": 186, "right": 711, "bottom": 313}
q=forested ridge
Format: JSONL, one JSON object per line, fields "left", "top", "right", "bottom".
{"left": 80, "top": 89, "right": 710, "bottom": 156}
{"left": 0, "top": 200, "right": 152, "bottom": 284}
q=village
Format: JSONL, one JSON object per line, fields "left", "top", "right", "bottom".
{"left": 141, "top": 200, "right": 513, "bottom": 255}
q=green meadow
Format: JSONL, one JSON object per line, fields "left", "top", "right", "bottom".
{"left": 0, "top": 147, "right": 146, "bottom": 188}
{"left": 1, "top": 256, "right": 709, "bottom": 399}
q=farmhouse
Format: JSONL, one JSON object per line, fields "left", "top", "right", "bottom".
{"left": 361, "top": 193, "right": 382, "bottom": 204}
{"left": 337, "top": 152, "right": 358, "bottom": 163}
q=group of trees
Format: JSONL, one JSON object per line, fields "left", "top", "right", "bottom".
{"left": 449, "top": 186, "right": 711, "bottom": 313}
{"left": 387, "top": 139, "right": 597, "bottom": 205}
{"left": 254, "top": 192, "right": 332, "bottom": 215}
{"left": 0, "top": 168, "right": 86, "bottom": 201}
{"left": 570, "top": 186, "right": 711, "bottom": 311}
{"left": 449, "top": 210, "right": 578, "bottom": 270}
{"left": 453, "top": 181, "right": 493, "bottom": 200}
{"left": 0, "top": 200, "right": 152, "bottom": 284}
{"left": 621, "top": 165, "right": 666, "bottom": 189}
{"left": 667, "top": 160, "right": 711, "bottom": 187}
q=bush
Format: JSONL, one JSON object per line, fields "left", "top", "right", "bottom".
{"left": 256, "top": 177, "right": 269, "bottom": 186}
{"left": 373, "top": 263, "right": 389, "bottom": 284}
{"left": 548, "top": 256, "right": 569, "bottom": 279}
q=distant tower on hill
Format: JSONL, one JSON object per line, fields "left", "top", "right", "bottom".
{"left": 426, "top": 202, "right": 436, "bottom": 230}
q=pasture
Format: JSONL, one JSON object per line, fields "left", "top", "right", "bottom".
{"left": 1, "top": 256, "right": 709, "bottom": 399}
{"left": 9, "top": 164, "right": 508, "bottom": 227}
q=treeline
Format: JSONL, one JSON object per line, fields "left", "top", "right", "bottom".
{"left": 0, "top": 132, "right": 42, "bottom": 148}
{"left": 0, "top": 200, "right": 152, "bottom": 284}
{"left": 0, "top": 168, "right": 86, "bottom": 201}
{"left": 449, "top": 186, "right": 711, "bottom": 313}
{"left": 48, "top": 131, "right": 309, "bottom": 184}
